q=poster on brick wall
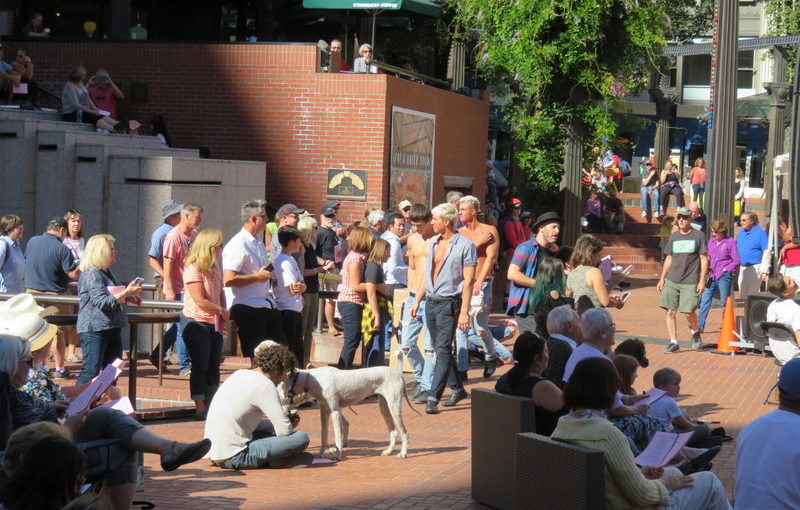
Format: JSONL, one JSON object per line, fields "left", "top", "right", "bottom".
{"left": 390, "top": 107, "right": 435, "bottom": 209}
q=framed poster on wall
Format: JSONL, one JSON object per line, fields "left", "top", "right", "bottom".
{"left": 390, "top": 107, "right": 435, "bottom": 209}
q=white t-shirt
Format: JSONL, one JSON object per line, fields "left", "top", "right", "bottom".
{"left": 204, "top": 369, "right": 292, "bottom": 460}
{"left": 646, "top": 394, "right": 682, "bottom": 432}
{"left": 222, "top": 228, "right": 275, "bottom": 309}
{"left": 736, "top": 409, "right": 800, "bottom": 509}
{"left": 765, "top": 298, "right": 800, "bottom": 364}
{"left": 273, "top": 252, "right": 303, "bottom": 313}
{"left": 562, "top": 343, "right": 623, "bottom": 409}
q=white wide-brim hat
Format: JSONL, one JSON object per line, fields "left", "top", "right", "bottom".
{"left": 0, "top": 294, "right": 59, "bottom": 322}
{"left": 0, "top": 311, "right": 58, "bottom": 352}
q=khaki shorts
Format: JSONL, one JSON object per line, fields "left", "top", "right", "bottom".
{"left": 659, "top": 279, "right": 699, "bottom": 313}
{"left": 26, "top": 288, "right": 72, "bottom": 315}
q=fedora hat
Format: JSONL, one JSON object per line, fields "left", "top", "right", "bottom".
{"left": 0, "top": 312, "right": 58, "bottom": 352}
{"left": 531, "top": 211, "right": 563, "bottom": 232}
{"left": 0, "top": 294, "right": 58, "bottom": 322}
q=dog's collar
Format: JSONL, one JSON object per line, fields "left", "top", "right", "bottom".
{"left": 287, "top": 370, "right": 310, "bottom": 402}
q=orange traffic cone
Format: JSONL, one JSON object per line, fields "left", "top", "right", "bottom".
{"left": 711, "top": 296, "right": 741, "bottom": 355}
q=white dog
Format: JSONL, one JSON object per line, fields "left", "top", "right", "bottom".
{"left": 278, "top": 365, "right": 418, "bottom": 460}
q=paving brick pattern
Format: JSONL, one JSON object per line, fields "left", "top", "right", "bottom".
{"left": 102, "top": 278, "right": 777, "bottom": 508}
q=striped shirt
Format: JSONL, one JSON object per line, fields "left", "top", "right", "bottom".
{"left": 506, "top": 240, "right": 543, "bottom": 316}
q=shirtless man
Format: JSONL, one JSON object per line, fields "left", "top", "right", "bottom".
{"left": 402, "top": 204, "right": 436, "bottom": 403}
{"left": 457, "top": 195, "right": 501, "bottom": 378}
{"left": 411, "top": 203, "right": 476, "bottom": 414}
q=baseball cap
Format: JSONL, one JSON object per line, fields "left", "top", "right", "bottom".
{"left": 161, "top": 200, "right": 182, "bottom": 220}
{"left": 320, "top": 207, "right": 336, "bottom": 217}
{"left": 276, "top": 203, "right": 305, "bottom": 218}
{"left": 676, "top": 206, "right": 691, "bottom": 217}
{"left": 323, "top": 199, "right": 341, "bottom": 210}
{"left": 398, "top": 200, "right": 412, "bottom": 210}
{"left": 508, "top": 198, "right": 522, "bottom": 207}
{"left": 644, "top": 160, "right": 653, "bottom": 166}
{"left": 779, "top": 358, "right": 800, "bottom": 399}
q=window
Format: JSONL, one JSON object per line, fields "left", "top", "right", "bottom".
{"left": 737, "top": 51, "right": 754, "bottom": 89}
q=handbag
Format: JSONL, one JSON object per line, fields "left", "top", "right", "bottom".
{"left": 734, "top": 200, "right": 743, "bottom": 217}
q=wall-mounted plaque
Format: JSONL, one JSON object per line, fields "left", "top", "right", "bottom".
{"left": 327, "top": 169, "right": 367, "bottom": 201}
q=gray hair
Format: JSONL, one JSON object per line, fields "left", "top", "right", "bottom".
{"left": 367, "top": 209, "right": 385, "bottom": 227}
{"left": 580, "top": 308, "right": 613, "bottom": 343}
{"left": 359, "top": 43, "right": 373, "bottom": 55}
{"left": 446, "top": 191, "right": 463, "bottom": 204}
{"left": 459, "top": 195, "right": 480, "bottom": 211}
{"left": 431, "top": 203, "right": 457, "bottom": 223}
{"left": 298, "top": 216, "right": 318, "bottom": 244}
{"left": 0, "top": 335, "right": 28, "bottom": 380}
{"left": 182, "top": 203, "right": 203, "bottom": 215}
{"left": 241, "top": 200, "right": 268, "bottom": 224}
{"left": 547, "top": 305, "right": 578, "bottom": 336}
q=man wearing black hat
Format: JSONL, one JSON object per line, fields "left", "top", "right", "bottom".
{"left": 506, "top": 211, "right": 562, "bottom": 334}
{"left": 735, "top": 357, "right": 800, "bottom": 508}
{"left": 269, "top": 204, "right": 305, "bottom": 264}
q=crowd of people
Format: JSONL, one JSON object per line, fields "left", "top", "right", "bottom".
{"left": 3, "top": 177, "right": 800, "bottom": 508}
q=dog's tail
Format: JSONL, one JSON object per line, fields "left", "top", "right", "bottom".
{"left": 404, "top": 382, "right": 422, "bottom": 416}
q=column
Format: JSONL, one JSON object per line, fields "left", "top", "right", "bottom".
{"left": 706, "top": 0, "right": 739, "bottom": 226}
{"left": 560, "top": 116, "right": 584, "bottom": 246}
{"left": 762, "top": 47, "right": 789, "bottom": 218}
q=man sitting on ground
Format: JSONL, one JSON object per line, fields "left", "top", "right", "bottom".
{"left": 736, "top": 357, "right": 800, "bottom": 508}
{"left": 765, "top": 274, "right": 800, "bottom": 364}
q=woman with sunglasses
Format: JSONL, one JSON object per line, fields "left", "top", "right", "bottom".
{"left": 697, "top": 220, "right": 739, "bottom": 336}
{"left": 659, "top": 160, "right": 685, "bottom": 216}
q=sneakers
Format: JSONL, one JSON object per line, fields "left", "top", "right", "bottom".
{"left": 641, "top": 210, "right": 648, "bottom": 218}
{"left": 413, "top": 391, "right": 429, "bottom": 404}
{"left": 691, "top": 331, "right": 702, "bottom": 350}
{"left": 52, "top": 367, "right": 73, "bottom": 379}
{"left": 268, "top": 452, "right": 314, "bottom": 469}
{"left": 442, "top": 389, "right": 469, "bottom": 407}
{"left": 654, "top": 211, "right": 661, "bottom": 219}
{"left": 425, "top": 401, "right": 439, "bottom": 414}
{"left": 483, "top": 359, "right": 497, "bottom": 378}
{"left": 179, "top": 368, "right": 192, "bottom": 377}
{"left": 664, "top": 342, "right": 680, "bottom": 354}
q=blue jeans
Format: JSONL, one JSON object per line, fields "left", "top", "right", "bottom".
{"left": 425, "top": 297, "right": 464, "bottom": 401}
{"left": 173, "top": 293, "right": 191, "bottom": 372}
{"left": 400, "top": 295, "right": 429, "bottom": 388}
{"left": 641, "top": 185, "right": 659, "bottom": 214}
{"left": 77, "top": 327, "right": 123, "bottom": 384}
{"left": 366, "top": 313, "right": 391, "bottom": 368}
{"left": 697, "top": 271, "right": 733, "bottom": 331}
{"left": 455, "top": 280, "right": 497, "bottom": 371}
{"left": 217, "top": 421, "right": 310, "bottom": 470}
{"left": 337, "top": 301, "right": 364, "bottom": 369}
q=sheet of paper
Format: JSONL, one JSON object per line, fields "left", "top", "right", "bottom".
{"left": 637, "top": 387, "right": 667, "bottom": 407}
{"left": 97, "top": 109, "right": 111, "bottom": 116}
{"left": 634, "top": 431, "right": 695, "bottom": 467}
{"left": 107, "top": 285, "right": 126, "bottom": 303}
{"left": 66, "top": 359, "right": 125, "bottom": 416}
{"left": 102, "top": 396, "right": 135, "bottom": 415}
{"left": 13, "top": 83, "right": 28, "bottom": 94}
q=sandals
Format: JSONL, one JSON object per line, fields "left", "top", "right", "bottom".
{"left": 160, "top": 439, "right": 211, "bottom": 472}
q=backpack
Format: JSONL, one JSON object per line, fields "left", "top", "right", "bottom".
{"left": 620, "top": 159, "right": 632, "bottom": 177}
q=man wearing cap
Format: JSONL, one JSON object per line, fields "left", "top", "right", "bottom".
{"left": 162, "top": 203, "right": 203, "bottom": 375}
{"left": 224, "top": 200, "right": 286, "bottom": 360}
{"left": 506, "top": 212, "right": 562, "bottom": 334}
{"left": 764, "top": 273, "right": 800, "bottom": 364}
{"left": 270, "top": 204, "right": 304, "bottom": 264}
{"left": 411, "top": 203, "right": 475, "bottom": 414}
{"left": 398, "top": 199, "right": 413, "bottom": 243}
{"left": 380, "top": 210, "right": 408, "bottom": 297}
{"left": 658, "top": 206, "right": 708, "bottom": 353}
{"left": 640, "top": 160, "right": 660, "bottom": 218}
{"left": 316, "top": 205, "right": 340, "bottom": 335}
{"left": 457, "top": 195, "right": 501, "bottom": 378}
{"left": 24, "top": 217, "right": 81, "bottom": 379}
{"left": 735, "top": 357, "right": 800, "bottom": 508}
{"left": 736, "top": 212, "right": 769, "bottom": 300}
{"left": 503, "top": 198, "right": 527, "bottom": 259}
{"left": 146, "top": 200, "right": 182, "bottom": 370}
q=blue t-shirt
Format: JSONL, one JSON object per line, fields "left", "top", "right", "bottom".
{"left": 148, "top": 222, "right": 174, "bottom": 275}
{"left": 736, "top": 225, "right": 768, "bottom": 265}
{"left": 24, "top": 233, "right": 77, "bottom": 292}
{"left": 0, "top": 61, "right": 12, "bottom": 72}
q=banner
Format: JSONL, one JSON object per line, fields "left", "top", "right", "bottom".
{"left": 390, "top": 107, "right": 435, "bottom": 208}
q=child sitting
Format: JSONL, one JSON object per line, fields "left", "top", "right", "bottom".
{"left": 583, "top": 191, "right": 603, "bottom": 233}
{"left": 648, "top": 368, "right": 731, "bottom": 448}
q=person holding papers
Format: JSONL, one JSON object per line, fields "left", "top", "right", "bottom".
{"left": 77, "top": 235, "right": 142, "bottom": 385}
{"left": 551, "top": 357, "right": 731, "bottom": 510}
{"left": 0, "top": 313, "right": 211, "bottom": 510}
{"left": 181, "top": 229, "right": 227, "bottom": 420}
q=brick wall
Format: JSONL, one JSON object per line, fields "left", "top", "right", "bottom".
{"left": 8, "top": 40, "right": 489, "bottom": 223}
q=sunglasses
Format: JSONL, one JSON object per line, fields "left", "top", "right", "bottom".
{"left": 677, "top": 215, "right": 689, "bottom": 220}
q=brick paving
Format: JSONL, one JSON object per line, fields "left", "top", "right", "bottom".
{"left": 102, "top": 278, "right": 778, "bottom": 509}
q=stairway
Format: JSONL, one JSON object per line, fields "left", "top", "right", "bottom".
{"left": 593, "top": 192, "right": 679, "bottom": 278}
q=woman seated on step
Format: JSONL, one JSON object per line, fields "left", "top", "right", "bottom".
{"left": 61, "top": 65, "right": 128, "bottom": 134}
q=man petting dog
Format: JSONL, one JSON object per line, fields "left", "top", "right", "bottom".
{"left": 411, "top": 203, "right": 476, "bottom": 415}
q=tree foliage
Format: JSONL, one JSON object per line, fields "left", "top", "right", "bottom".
{"left": 764, "top": 0, "right": 800, "bottom": 80}
{"left": 443, "top": 0, "right": 672, "bottom": 190}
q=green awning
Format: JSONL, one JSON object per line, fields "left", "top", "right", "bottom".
{"left": 302, "top": 0, "right": 442, "bottom": 17}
